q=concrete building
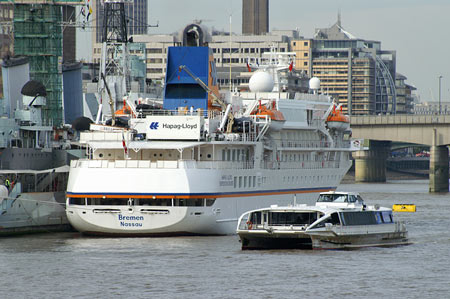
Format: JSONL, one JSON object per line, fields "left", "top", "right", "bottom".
{"left": 129, "top": 24, "right": 296, "bottom": 90}
{"left": 0, "top": 3, "right": 14, "bottom": 99}
{"left": 291, "top": 19, "right": 397, "bottom": 115}
{"left": 242, "top": 0, "right": 269, "bottom": 35}
{"left": 395, "top": 73, "right": 416, "bottom": 114}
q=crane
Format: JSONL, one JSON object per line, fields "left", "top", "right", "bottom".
{"left": 178, "top": 65, "right": 234, "bottom": 133}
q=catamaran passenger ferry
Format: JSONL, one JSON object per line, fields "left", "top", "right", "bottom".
{"left": 66, "top": 46, "right": 354, "bottom": 236}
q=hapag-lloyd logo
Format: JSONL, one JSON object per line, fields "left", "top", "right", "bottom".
{"left": 149, "top": 122, "right": 159, "bottom": 129}
{"left": 162, "top": 123, "right": 198, "bottom": 130}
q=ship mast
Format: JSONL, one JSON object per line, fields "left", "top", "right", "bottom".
{"left": 97, "top": 0, "right": 130, "bottom": 123}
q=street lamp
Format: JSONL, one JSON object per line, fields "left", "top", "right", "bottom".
{"left": 439, "top": 75, "right": 443, "bottom": 114}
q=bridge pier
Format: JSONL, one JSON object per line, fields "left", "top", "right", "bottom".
{"left": 353, "top": 141, "right": 390, "bottom": 182}
{"left": 429, "top": 129, "right": 449, "bottom": 192}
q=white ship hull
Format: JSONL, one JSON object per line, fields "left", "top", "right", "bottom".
{"left": 66, "top": 160, "right": 351, "bottom": 235}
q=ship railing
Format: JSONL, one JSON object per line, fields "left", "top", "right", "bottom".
{"left": 278, "top": 139, "right": 351, "bottom": 149}
{"left": 262, "top": 160, "right": 341, "bottom": 170}
{"left": 134, "top": 108, "right": 222, "bottom": 119}
{"left": 71, "top": 159, "right": 255, "bottom": 170}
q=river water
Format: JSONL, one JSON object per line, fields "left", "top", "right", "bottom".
{"left": 1, "top": 179, "right": 450, "bottom": 298}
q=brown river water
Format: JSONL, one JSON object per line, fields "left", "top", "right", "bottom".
{"left": 1, "top": 179, "right": 449, "bottom": 298}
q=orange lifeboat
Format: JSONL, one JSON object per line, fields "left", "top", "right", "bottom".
{"left": 115, "top": 99, "right": 136, "bottom": 117}
{"left": 252, "top": 101, "right": 285, "bottom": 131}
{"left": 327, "top": 104, "right": 349, "bottom": 131}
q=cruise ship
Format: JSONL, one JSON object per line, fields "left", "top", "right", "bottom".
{"left": 65, "top": 45, "right": 354, "bottom": 236}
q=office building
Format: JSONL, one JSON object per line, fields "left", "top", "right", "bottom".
{"left": 291, "top": 19, "right": 397, "bottom": 115}
{"left": 242, "top": 0, "right": 269, "bottom": 35}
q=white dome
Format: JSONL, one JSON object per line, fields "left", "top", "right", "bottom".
{"left": 309, "top": 77, "right": 320, "bottom": 90}
{"left": 249, "top": 71, "right": 274, "bottom": 92}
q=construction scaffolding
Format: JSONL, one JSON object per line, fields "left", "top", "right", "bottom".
{"left": 1, "top": 0, "right": 83, "bottom": 126}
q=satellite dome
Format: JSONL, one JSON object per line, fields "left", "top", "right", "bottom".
{"left": 249, "top": 71, "right": 274, "bottom": 92}
{"left": 309, "top": 77, "right": 320, "bottom": 90}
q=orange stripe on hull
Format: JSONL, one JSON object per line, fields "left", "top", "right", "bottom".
{"left": 67, "top": 188, "right": 335, "bottom": 199}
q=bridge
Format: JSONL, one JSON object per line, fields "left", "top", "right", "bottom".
{"left": 350, "top": 115, "right": 450, "bottom": 192}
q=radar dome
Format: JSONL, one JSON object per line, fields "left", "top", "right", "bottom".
{"left": 249, "top": 71, "right": 274, "bottom": 92}
{"left": 309, "top": 77, "right": 320, "bottom": 90}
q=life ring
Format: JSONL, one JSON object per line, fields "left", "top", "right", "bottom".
{"left": 246, "top": 221, "right": 253, "bottom": 230}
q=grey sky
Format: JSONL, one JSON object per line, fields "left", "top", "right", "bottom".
{"left": 148, "top": 0, "right": 450, "bottom": 102}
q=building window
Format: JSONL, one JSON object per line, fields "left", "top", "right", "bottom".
{"left": 304, "top": 62, "right": 308, "bottom": 66}
{"left": 303, "top": 52, "right": 308, "bottom": 57}
{"left": 304, "top": 41, "right": 308, "bottom": 46}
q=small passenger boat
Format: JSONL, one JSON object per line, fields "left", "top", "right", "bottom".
{"left": 236, "top": 192, "right": 409, "bottom": 250}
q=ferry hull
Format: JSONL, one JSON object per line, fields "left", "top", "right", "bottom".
{"left": 238, "top": 225, "right": 409, "bottom": 250}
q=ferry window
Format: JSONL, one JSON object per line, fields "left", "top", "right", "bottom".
{"left": 234, "top": 176, "right": 237, "bottom": 188}
{"left": 222, "top": 150, "right": 225, "bottom": 161}
{"left": 244, "top": 176, "right": 247, "bottom": 188}
{"left": 348, "top": 195, "right": 357, "bottom": 203}
{"left": 375, "top": 212, "right": 383, "bottom": 224}
{"left": 206, "top": 199, "right": 215, "bottom": 206}
{"left": 227, "top": 149, "right": 231, "bottom": 161}
{"left": 249, "top": 212, "right": 261, "bottom": 225}
{"left": 252, "top": 176, "right": 256, "bottom": 188}
{"left": 239, "top": 176, "right": 242, "bottom": 188}
{"left": 232, "top": 150, "right": 236, "bottom": 161}
{"left": 340, "top": 211, "right": 377, "bottom": 225}
{"left": 269, "top": 212, "right": 318, "bottom": 226}
{"left": 381, "top": 211, "right": 393, "bottom": 223}
{"left": 330, "top": 213, "right": 340, "bottom": 225}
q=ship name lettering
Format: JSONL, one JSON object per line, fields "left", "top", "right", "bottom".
{"left": 118, "top": 214, "right": 144, "bottom": 221}
{"left": 120, "top": 222, "right": 143, "bottom": 227}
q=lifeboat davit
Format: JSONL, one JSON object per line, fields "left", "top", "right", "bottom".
{"left": 115, "top": 99, "right": 136, "bottom": 117}
{"left": 327, "top": 105, "right": 350, "bottom": 131}
{"left": 252, "top": 101, "right": 285, "bottom": 131}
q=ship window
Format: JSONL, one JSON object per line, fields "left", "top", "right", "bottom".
{"left": 252, "top": 176, "right": 256, "bottom": 188}
{"left": 244, "top": 176, "right": 247, "bottom": 188}
{"left": 207, "top": 154, "right": 211, "bottom": 159}
{"left": 138, "top": 198, "right": 172, "bottom": 206}
{"left": 234, "top": 176, "right": 237, "bottom": 188}
{"left": 206, "top": 199, "right": 215, "bottom": 206}
{"left": 239, "top": 176, "right": 242, "bottom": 188}
{"left": 69, "top": 198, "right": 85, "bottom": 205}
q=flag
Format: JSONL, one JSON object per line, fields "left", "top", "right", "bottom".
{"left": 246, "top": 62, "right": 251, "bottom": 72}
{"left": 122, "top": 131, "right": 128, "bottom": 156}
{"left": 288, "top": 61, "right": 293, "bottom": 72}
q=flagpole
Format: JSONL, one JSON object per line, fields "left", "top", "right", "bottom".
{"left": 229, "top": 14, "right": 232, "bottom": 92}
